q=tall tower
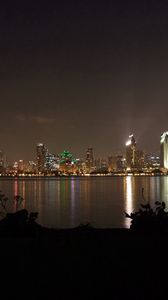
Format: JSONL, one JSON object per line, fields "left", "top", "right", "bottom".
{"left": 160, "top": 132, "right": 168, "bottom": 169}
{"left": 18, "top": 160, "right": 24, "bottom": 173}
{"left": 125, "top": 134, "right": 136, "bottom": 170}
{"left": 36, "top": 143, "right": 47, "bottom": 173}
{"left": 0, "top": 150, "right": 5, "bottom": 173}
{"left": 85, "top": 148, "right": 94, "bottom": 172}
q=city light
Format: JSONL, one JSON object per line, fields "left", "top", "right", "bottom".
{"left": 160, "top": 132, "right": 168, "bottom": 169}
{"left": 0, "top": 132, "right": 164, "bottom": 176}
{"left": 125, "top": 140, "right": 131, "bottom": 146}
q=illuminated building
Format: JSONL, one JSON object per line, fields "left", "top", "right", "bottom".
{"left": 59, "top": 150, "right": 77, "bottom": 174}
{"left": 99, "top": 158, "right": 108, "bottom": 173}
{"left": 135, "top": 150, "right": 145, "bottom": 170}
{"left": 116, "top": 156, "right": 126, "bottom": 171}
{"left": 13, "top": 161, "right": 18, "bottom": 173}
{"left": 0, "top": 150, "right": 6, "bottom": 173}
{"left": 25, "top": 161, "right": 36, "bottom": 173}
{"left": 85, "top": 148, "right": 94, "bottom": 173}
{"left": 95, "top": 158, "right": 101, "bottom": 170}
{"left": 125, "top": 134, "right": 136, "bottom": 169}
{"left": 18, "top": 160, "right": 24, "bottom": 173}
{"left": 94, "top": 158, "right": 107, "bottom": 173}
{"left": 45, "top": 153, "right": 58, "bottom": 172}
{"left": 36, "top": 143, "right": 47, "bottom": 173}
{"left": 108, "top": 156, "right": 117, "bottom": 172}
{"left": 100, "top": 158, "right": 107, "bottom": 169}
{"left": 81, "top": 161, "right": 87, "bottom": 174}
{"left": 160, "top": 132, "right": 168, "bottom": 169}
{"left": 108, "top": 155, "right": 126, "bottom": 172}
{"left": 145, "top": 154, "right": 160, "bottom": 169}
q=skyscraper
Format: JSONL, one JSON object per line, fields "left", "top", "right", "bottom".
{"left": 36, "top": 143, "right": 47, "bottom": 173}
{"left": 59, "top": 150, "right": 77, "bottom": 174}
{"left": 135, "top": 150, "right": 145, "bottom": 170}
{"left": 125, "top": 134, "right": 136, "bottom": 170}
{"left": 45, "top": 153, "right": 57, "bottom": 172}
{"left": 18, "top": 160, "right": 24, "bottom": 173}
{"left": 85, "top": 148, "right": 94, "bottom": 173}
{"left": 160, "top": 132, "right": 168, "bottom": 169}
{"left": 0, "top": 150, "right": 6, "bottom": 173}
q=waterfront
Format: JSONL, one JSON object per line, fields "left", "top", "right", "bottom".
{"left": 0, "top": 176, "right": 167, "bottom": 228}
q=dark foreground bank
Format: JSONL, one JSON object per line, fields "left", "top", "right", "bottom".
{"left": 0, "top": 211, "right": 167, "bottom": 299}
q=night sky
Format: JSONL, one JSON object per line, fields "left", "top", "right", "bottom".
{"left": 1, "top": 0, "right": 168, "bottom": 161}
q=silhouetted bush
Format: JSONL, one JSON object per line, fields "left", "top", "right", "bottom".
{"left": 0, "top": 191, "right": 39, "bottom": 237}
{"left": 125, "top": 201, "right": 168, "bottom": 233}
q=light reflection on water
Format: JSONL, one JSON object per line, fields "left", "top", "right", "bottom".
{"left": 124, "top": 176, "right": 134, "bottom": 228}
{"left": 0, "top": 177, "right": 168, "bottom": 228}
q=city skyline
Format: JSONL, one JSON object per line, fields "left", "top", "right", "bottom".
{"left": 0, "top": 133, "right": 162, "bottom": 163}
{"left": 0, "top": 131, "right": 162, "bottom": 166}
{"left": 1, "top": 1, "right": 168, "bottom": 160}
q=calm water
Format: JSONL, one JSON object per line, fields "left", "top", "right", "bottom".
{"left": 0, "top": 176, "right": 168, "bottom": 228}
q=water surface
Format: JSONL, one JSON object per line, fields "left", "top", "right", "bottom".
{"left": 0, "top": 176, "right": 167, "bottom": 228}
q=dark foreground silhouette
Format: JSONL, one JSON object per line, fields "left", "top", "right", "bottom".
{"left": 0, "top": 209, "right": 168, "bottom": 300}
{"left": 125, "top": 200, "right": 168, "bottom": 233}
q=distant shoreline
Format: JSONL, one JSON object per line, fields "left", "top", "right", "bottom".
{"left": 0, "top": 173, "right": 165, "bottom": 179}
